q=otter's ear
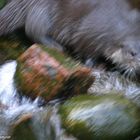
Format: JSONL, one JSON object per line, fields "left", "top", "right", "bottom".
{"left": 128, "top": 0, "right": 140, "bottom": 9}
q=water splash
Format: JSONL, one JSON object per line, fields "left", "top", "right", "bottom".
{"left": 0, "top": 61, "right": 17, "bottom": 106}
{"left": 89, "top": 69, "right": 140, "bottom": 106}
{"left": 0, "top": 61, "right": 39, "bottom": 118}
{"left": 0, "top": 61, "right": 140, "bottom": 139}
{"left": 0, "top": 61, "right": 75, "bottom": 140}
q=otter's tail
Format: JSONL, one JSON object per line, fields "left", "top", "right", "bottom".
{"left": 0, "top": 0, "right": 28, "bottom": 35}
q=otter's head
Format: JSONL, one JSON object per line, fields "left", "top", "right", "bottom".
{"left": 108, "top": 39, "right": 140, "bottom": 82}
{"left": 108, "top": 0, "right": 140, "bottom": 82}
{"left": 86, "top": 0, "right": 140, "bottom": 82}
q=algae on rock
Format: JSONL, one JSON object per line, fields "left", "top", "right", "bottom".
{"left": 59, "top": 94, "right": 140, "bottom": 140}
{"left": 0, "top": 36, "right": 27, "bottom": 64}
{"left": 15, "top": 44, "right": 94, "bottom": 101}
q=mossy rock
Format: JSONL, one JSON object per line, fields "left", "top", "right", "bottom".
{"left": 0, "top": 36, "right": 27, "bottom": 64}
{"left": 10, "top": 114, "right": 37, "bottom": 140}
{"left": 10, "top": 108, "right": 60, "bottom": 140}
{"left": 0, "top": 0, "right": 7, "bottom": 9}
{"left": 41, "top": 46, "right": 81, "bottom": 71}
{"left": 15, "top": 44, "right": 94, "bottom": 101}
{"left": 59, "top": 95, "right": 140, "bottom": 140}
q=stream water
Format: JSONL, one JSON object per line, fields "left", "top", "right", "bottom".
{"left": 0, "top": 61, "right": 77, "bottom": 140}
{"left": 0, "top": 61, "right": 140, "bottom": 139}
{"left": 0, "top": 61, "right": 39, "bottom": 137}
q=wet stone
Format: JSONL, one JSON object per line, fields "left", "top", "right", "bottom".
{"left": 0, "top": 0, "right": 7, "bottom": 9}
{"left": 15, "top": 44, "right": 94, "bottom": 101}
{"left": 0, "top": 36, "right": 26, "bottom": 65}
{"left": 9, "top": 113, "right": 37, "bottom": 140}
{"left": 8, "top": 107, "right": 78, "bottom": 140}
{"left": 59, "top": 94, "right": 140, "bottom": 140}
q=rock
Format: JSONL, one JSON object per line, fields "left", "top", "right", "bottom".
{"left": 10, "top": 113, "right": 37, "bottom": 140}
{"left": 9, "top": 108, "right": 77, "bottom": 140}
{"left": 0, "top": 36, "right": 26, "bottom": 64}
{"left": 0, "top": 0, "right": 7, "bottom": 9}
{"left": 31, "top": 107, "right": 78, "bottom": 140}
{"left": 15, "top": 44, "right": 94, "bottom": 101}
{"left": 59, "top": 95, "right": 140, "bottom": 140}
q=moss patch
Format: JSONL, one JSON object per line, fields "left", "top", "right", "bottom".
{"left": 59, "top": 94, "right": 140, "bottom": 140}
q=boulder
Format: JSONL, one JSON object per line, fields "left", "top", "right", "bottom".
{"left": 0, "top": 0, "right": 7, "bottom": 9}
{"left": 59, "top": 94, "right": 140, "bottom": 140}
{"left": 9, "top": 108, "right": 77, "bottom": 140}
{"left": 16, "top": 44, "right": 94, "bottom": 101}
{"left": 10, "top": 113, "right": 37, "bottom": 140}
{"left": 0, "top": 36, "right": 26, "bottom": 64}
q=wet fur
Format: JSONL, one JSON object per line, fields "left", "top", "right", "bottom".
{"left": 1, "top": 0, "right": 140, "bottom": 81}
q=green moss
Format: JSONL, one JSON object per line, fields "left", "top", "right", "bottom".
{"left": 15, "top": 62, "right": 57, "bottom": 100}
{"left": 11, "top": 118, "right": 37, "bottom": 140}
{"left": 0, "top": 36, "right": 27, "bottom": 64}
{"left": 41, "top": 45, "right": 81, "bottom": 70}
{"left": 59, "top": 95, "right": 140, "bottom": 140}
{"left": 0, "top": 0, "right": 7, "bottom": 9}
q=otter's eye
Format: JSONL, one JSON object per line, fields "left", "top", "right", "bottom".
{"left": 130, "top": 51, "right": 137, "bottom": 57}
{"left": 121, "top": 42, "right": 138, "bottom": 57}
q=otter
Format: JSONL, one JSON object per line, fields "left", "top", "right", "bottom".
{"left": 1, "top": 0, "right": 140, "bottom": 81}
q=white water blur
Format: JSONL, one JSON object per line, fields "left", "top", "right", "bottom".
{"left": 0, "top": 61, "right": 70, "bottom": 139}
{"left": 0, "top": 61, "right": 140, "bottom": 138}
{"left": 0, "top": 61, "right": 39, "bottom": 118}
{"left": 89, "top": 69, "right": 140, "bottom": 106}
{"left": 0, "top": 61, "right": 140, "bottom": 117}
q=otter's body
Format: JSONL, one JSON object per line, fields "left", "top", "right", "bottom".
{"left": 1, "top": 0, "right": 140, "bottom": 80}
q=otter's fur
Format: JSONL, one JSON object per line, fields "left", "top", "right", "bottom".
{"left": 1, "top": 0, "right": 140, "bottom": 81}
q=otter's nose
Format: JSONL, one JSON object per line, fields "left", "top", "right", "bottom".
{"left": 122, "top": 41, "right": 139, "bottom": 57}
{"left": 128, "top": 48, "right": 137, "bottom": 57}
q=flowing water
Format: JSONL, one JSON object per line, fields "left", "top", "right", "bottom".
{"left": 89, "top": 69, "right": 140, "bottom": 106}
{"left": 0, "top": 61, "right": 77, "bottom": 140}
{"left": 0, "top": 61, "right": 140, "bottom": 139}
{"left": 0, "top": 61, "right": 40, "bottom": 137}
